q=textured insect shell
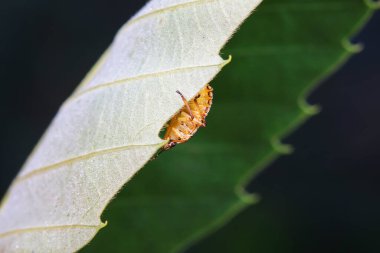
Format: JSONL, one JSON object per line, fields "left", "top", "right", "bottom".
{"left": 195, "top": 86, "right": 213, "bottom": 113}
{"left": 163, "top": 85, "right": 213, "bottom": 150}
{"left": 164, "top": 111, "right": 197, "bottom": 143}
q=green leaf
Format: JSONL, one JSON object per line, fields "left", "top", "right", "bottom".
{"left": 83, "top": 0, "right": 377, "bottom": 253}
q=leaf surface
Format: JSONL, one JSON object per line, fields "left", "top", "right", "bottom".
{"left": 81, "top": 0, "right": 378, "bottom": 253}
{"left": 0, "top": 0, "right": 262, "bottom": 252}
{"left": 189, "top": 1, "right": 378, "bottom": 252}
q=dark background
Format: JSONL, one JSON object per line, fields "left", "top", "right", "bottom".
{"left": 0, "top": 1, "right": 379, "bottom": 252}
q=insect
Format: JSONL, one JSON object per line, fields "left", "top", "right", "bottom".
{"left": 162, "top": 84, "right": 213, "bottom": 151}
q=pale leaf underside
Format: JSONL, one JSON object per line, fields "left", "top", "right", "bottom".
{"left": 0, "top": 0, "right": 262, "bottom": 252}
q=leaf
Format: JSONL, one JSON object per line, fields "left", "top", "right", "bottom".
{"left": 81, "top": 0, "right": 378, "bottom": 253}
{"left": 0, "top": 0, "right": 263, "bottom": 252}
{"left": 189, "top": 2, "right": 379, "bottom": 252}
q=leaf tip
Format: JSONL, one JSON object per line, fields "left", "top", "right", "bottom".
{"left": 98, "top": 220, "right": 108, "bottom": 231}
{"left": 271, "top": 138, "right": 294, "bottom": 155}
{"left": 298, "top": 98, "right": 321, "bottom": 116}
{"left": 342, "top": 38, "right": 364, "bottom": 54}
{"left": 221, "top": 55, "right": 233, "bottom": 68}
{"left": 235, "top": 187, "right": 260, "bottom": 205}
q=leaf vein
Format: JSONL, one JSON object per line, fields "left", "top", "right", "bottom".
{"left": 0, "top": 223, "right": 104, "bottom": 239}
{"left": 15, "top": 142, "right": 164, "bottom": 184}
{"left": 67, "top": 61, "right": 225, "bottom": 105}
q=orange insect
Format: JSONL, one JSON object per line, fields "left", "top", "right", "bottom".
{"left": 162, "top": 84, "right": 213, "bottom": 151}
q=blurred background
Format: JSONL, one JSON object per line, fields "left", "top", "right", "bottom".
{"left": 0, "top": 1, "right": 379, "bottom": 253}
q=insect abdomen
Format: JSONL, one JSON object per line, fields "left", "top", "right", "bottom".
{"left": 162, "top": 84, "right": 213, "bottom": 151}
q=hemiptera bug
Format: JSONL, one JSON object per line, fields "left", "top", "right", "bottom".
{"left": 162, "top": 84, "right": 213, "bottom": 151}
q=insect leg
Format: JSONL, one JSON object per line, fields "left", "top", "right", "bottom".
{"left": 176, "top": 90, "right": 194, "bottom": 119}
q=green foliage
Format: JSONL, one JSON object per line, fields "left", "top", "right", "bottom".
{"left": 82, "top": 0, "right": 376, "bottom": 252}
